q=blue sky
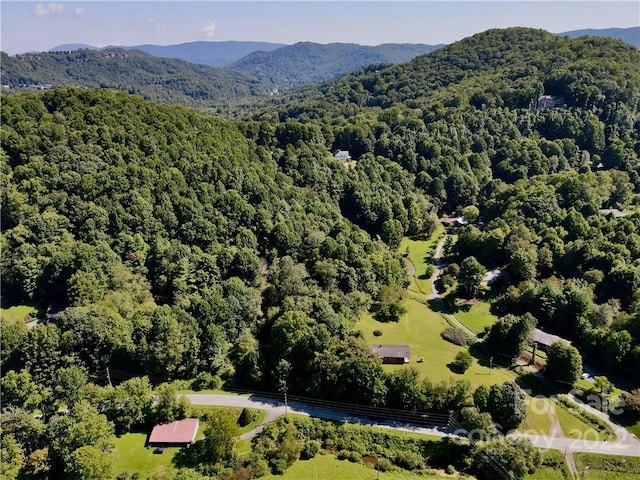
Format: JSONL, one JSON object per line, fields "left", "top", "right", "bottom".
{"left": 1, "top": 1, "right": 638, "bottom": 54}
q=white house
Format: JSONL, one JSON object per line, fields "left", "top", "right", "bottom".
{"left": 334, "top": 150, "right": 352, "bottom": 162}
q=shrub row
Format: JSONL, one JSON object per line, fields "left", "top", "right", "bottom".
{"left": 441, "top": 327, "right": 474, "bottom": 346}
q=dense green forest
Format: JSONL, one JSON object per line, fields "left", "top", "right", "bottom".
{"left": 0, "top": 49, "right": 274, "bottom": 107}
{"left": 1, "top": 27, "right": 640, "bottom": 479}
{"left": 229, "top": 41, "right": 439, "bottom": 86}
{"left": 0, "top": 41, "right": 438, "bottom": 108}
{"left": 243, "top": 28, "right": 640, "bottom": 376}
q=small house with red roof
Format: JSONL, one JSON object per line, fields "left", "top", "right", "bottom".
{"left": 148, "top": 418, "right": 199, "bottom": 447}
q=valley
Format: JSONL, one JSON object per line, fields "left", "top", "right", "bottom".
{"left": 1, "top": 20, "right": 640, "bottom": 480}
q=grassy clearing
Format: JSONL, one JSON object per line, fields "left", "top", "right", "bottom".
{"left": 400, "top": 228, "right": 444, "bottom": 297}
{"left": 261, "top": 454, "right": 448, "bottom": 480}
{"left": 1, "top": 305, "right": 39, "bottom": 325}
{"left": 625, "top": 419, "right": 640, "bottom": 438}
{"left": 519, "top": 397, "right": 554, "bottom": 437}
{"left": 357, "top": 298, "right": 517, "bottom": 388}
{"left": 113, "top": 432, "right": 179, "bottom": 477}
{"left": 524, "top": 466, "right": 567, "bottom": 480}
{"left": 574, "top": 452, "right": 640, "bottom": 480}
{"left": 553, "top": 402, "right": 608, "bottom": 441}
{"left": 453, "top": 301, "right": 496, "bottom": 335}
{"left": 114, "top": 407, "right": 266, "bottom": 476}
{"left": 524, "top": 449, "right": 570, "bottom": 479}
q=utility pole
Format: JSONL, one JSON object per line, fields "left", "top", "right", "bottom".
{"left": 106, "top": 366, "right": 112, "bottom": 387}
{"left": 284, "top": 386, "right": 288, "bottom": 417}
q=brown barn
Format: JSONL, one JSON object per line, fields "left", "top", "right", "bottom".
{"left": 370, "top": 344, "right": 410, "bottom": 364}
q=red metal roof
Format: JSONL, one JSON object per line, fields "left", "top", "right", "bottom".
{"left": 149, "top": 418, "right": 199, "bottom": 445}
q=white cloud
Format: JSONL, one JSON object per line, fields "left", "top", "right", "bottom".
{"left": 147, "top": 17, "right": 167, "bottom": 38}
{"left": 74, "top": 7, "right": 86, "bottom": 17}
{"left": 33, "top": 3, "right": 64, "bottom": 17}
{"left": 201, "top": 22, "right": 216, "bottom": 38}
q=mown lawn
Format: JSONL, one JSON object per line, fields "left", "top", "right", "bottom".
{"left": 574, "top": 452, "right": 640, "bottom": 480}
{"left": 1, "top": 305, "right": 39, "bottom": 325}
{"left": 524, "top": 466, "right": 568, "bottom": 480}
{"left": 519, "top": 397, "right": 554, "bottom": 437}
{"left": 554, "top": 402, "right": 609, "bottom": 441}
{"left": 524, "top": 450, "right": 570, "bottom": 479}
{"left": 625, "top": 419, "right": 640, "bottom": 438}
{"left": 453, "top": 301, "right": 496, "bottom": 335}
{"left": 357, "top": 298, "right": 517, "bottom": 388}
{"left": 114, "top": 407, "right": 266, "bottom": 477}
{"left": 261, "top": 454, "right": 449, "bottom": 480}
{"left": 399, "top": 228, "right": 444, "bottom": 297}
{"left": 113, "top": 432, "right": 179, "bottom": 478}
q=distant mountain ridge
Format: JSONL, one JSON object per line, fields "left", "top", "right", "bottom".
{"left": 48, "top": 40, "right": 441, "bottom": 85}
{"left": 228, "top": 41, "right": 443, "bottom": 86}
{"left": 49, "top": 41, "right": 287, "bottom": 66}
{"left": 557, "top": 27, "right": 639, "bottom": 48}
{"left": 1, "top": 48, "right": 275, "bottom": 107}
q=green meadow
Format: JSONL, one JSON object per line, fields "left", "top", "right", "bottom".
{"left": 357, "top": 298, "right": 517, "bottom": 388}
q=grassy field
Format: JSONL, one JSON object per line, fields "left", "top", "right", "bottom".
{"left": 399, "top": 228, "right": 444, "bottom": 297}
{"left": 453, "top": 301, "right": 497, "bottom": 335}
{"left": 554, "top": 402, "right": 609, "bottom": 441}
{"left": 113, "top": 407, "right": 266, "bottom": 477}
{"left": 574, "top": 452, "right": 640, "bottom": 480}
{"left": 524, "top": 450, "right": 570, "bottom": 480}
{"left": 113, "top": 432, "right": 179, "bottom": 477}
{"left": 262, "top": 454, "right": 452, "bottom": 480}
{"left": 519, "top": 397, "right": 554, "bottom": 437}
{"left": 524, "top": 466, "right": 568, "bottom": 480}
{"left": 625, "top": 419, "right": 640, "bottom": 438}
{"left": 357, "top": 298, "right": 517, "bottom": 388}
{"left": 1, "top": 305, "right": 39, "bottom": 325}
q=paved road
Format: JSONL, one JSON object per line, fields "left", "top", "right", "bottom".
{"left": 185, "top": 393, "right": 640, "bottom": 456}
{"left": 185, "top": 393, "right": 455, "bottom": 439}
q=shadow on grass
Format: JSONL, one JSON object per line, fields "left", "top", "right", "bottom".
{"left": 516, "top": 372, "right": 569, "bottom": 397}
{"left": 467, "top": 342, "right": 526, "bottom": 375}
{"left": 172, "top": 439, "right": 209, "bottom": 469}
{"left": 446, "top": 362, "right": 468, "bottom": 375}
{"left": 427, "top": 298, "right": 447, "bottom": 314}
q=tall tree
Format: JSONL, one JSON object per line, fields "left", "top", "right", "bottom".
{"left": 458, "top": 256, "right": 486, "bottom": 298}
{"left": 203, "top": 411, "right": 238, "bottom": 465}
{"left": 484, "top": 381, "right": 527, "bottom": 432}
{"left": 486, "top": 313, "right": 536, "bottom": 361}
{"left": 66, "top": 445, "right": 114, "bottom": 480}
{"left": 545, "top": 341, "right": 582, "bottom": 385}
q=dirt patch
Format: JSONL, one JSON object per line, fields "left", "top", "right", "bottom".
{"left": 518, "top": 353, "right": 545, "bottom": 370}
{"left": 458, "top": 298, "right": 480, "bottom": 306}
{"left": 361, "top": 456, "right": 378, "bottom": 465}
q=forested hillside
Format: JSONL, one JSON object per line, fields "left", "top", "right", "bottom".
{"left": 245, "top": 28, "right": 640, "bottom": 378}
{"left": 2, "top": 27, "right": 640, "bottom": 479}
{"left": 1, "top": 86, "right": 441, "bottom": 397}
{"left": 229, "top": 41, "right": 440, "bottom": 86}
{"left": 0, "top": 49, "right": 275, "bottom": 107}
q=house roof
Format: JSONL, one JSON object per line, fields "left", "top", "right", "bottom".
{"left": 599, "top": 208, "right": 626, "bottom": 218}
{"left": 149, "top": 418, "right": 199, "bottom": 445}
{"left": 370, "top": 344, "right": 410, "bottom": 359}
{"left": 533, "top": 328, "right": 571, "bottom": 348}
